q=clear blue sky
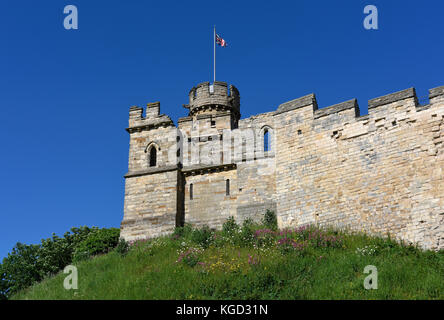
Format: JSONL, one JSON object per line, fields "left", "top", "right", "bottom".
{"left": 1, "top": 0, "right": 443, "bottom": 260}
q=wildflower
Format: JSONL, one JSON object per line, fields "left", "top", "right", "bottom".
{"left": 248, "top": 254, "right": 259, "bottom": 265}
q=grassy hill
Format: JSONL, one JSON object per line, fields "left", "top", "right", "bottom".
{"left": 12, "top": 216, "right": 444, "bottom": 300}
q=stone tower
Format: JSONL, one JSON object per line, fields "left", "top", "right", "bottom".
{"left": 184, "top": 81, "right": 240, "bottom": 129}
{"left": 177, "top": 81, "right": 242, "bottom": 167}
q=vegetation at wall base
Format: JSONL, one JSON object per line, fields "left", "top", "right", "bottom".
{"left": 4, "top": 212, "right": 444, "bottom": 300}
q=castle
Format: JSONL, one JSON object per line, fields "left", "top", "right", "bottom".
{"left": 121, "top": 81, "right": 444, "bottom": 250}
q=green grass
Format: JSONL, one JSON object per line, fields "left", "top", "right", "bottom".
{"left": 11, "top": 224, "right": 444, "bottom": 300}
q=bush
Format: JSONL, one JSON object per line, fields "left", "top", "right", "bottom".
{"left": 222, "top": 216, "right": 239, "bottom": 235}
{"left": 0, "top": 278, "right": 6, "bottom": 300}
{"left": 73, "top": 228, "right": 120, "bottom": 262}
{"left": 38, "top": 235, "right": 72, "bottom": 277}
{"left": 115, "top": 238, "right": 130, "bottom": 257}
{"left": 254, "top": 229, "right": 276, "bottom": 248}
{"left": 37, "top": 226, "right": 98, "bottom": 276}
{"left": 262, "top": 210, "right": 278, "bottom": 230}
{"left": 242, "top": 218, "right": 254, "bottom": 228}
{"left": 236, "top": 219, "right": 256, "bottom": 247}
{"left": 0, "top": 243, "right": 41, "bottom": 299}
{"left": 191, "top": 225, "right": 214, "bottom": 249}
{"left": 172, "top": 223, "right": 193, "bottom": 239}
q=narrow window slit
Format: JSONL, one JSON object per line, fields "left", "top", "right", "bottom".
{"left": 149, "top": 147, "right": 157, "bottom": 167}
{"left": 190, "top": 183, "right": 193, "bottom": 200}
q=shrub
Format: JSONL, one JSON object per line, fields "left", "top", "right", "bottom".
{"left": 115, "top": 238, "right": 130, "bottom": 257}
{"left": 254, "top": 229, "right": 276, "bottom": 247}
{"left": 64, "top": 226, "right": 96, "bottom": 246}
{"left": 0, "top": 264, "right": 7, "bottom": 300}
{"left": 37, "top": 226, "right": 99, "bottom": 276}
{"left": 0, "top": 276, "right": 7, "bottom": 300}
{"left": 191, "top": 225, "right": 214, "bottom": 249}
{"left": 38, "top": 234, "right": 72, "bottom": 277}
{"left": 72, "top": 228, "right": 120, "bottom": 262}
{"left": 222, "top": 216, "right": 239, "bottom": 235}
{"left": 262, "top": 210, "right": 278, "bottom": 230}
{"left": 242, "top": 218, "right": 254, "bottom": 228}
{"left": 0, "top": 243, "right": 42, "bottom": 299}
{"left": 172, "top": 223, "right": 194, "bottom": 239}
{"left": 237, "top": 219, "right": 256, "bottom": 246}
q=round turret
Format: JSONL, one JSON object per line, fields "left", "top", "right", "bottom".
{"left": 185, "top": 81, "right": 240, "bottom": 119}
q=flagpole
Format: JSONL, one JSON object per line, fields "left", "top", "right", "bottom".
{"left": 213, "top": 25, "right": 216, "bottom": 83}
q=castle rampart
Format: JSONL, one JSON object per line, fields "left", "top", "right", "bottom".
{"left": 121, "top": 82, "right": 444, "bottom": 250}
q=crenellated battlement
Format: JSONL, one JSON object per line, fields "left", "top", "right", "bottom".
{"left": 314, "top": 99, "right": 360, "bottom": 120}
{"left": 274, "top": 93, "right": 318, "bottom": 115}
{"left": 429, "top": 85, "right": 444, "bottom": 104}
{"left": 273, "top": 85, "right": 444, "bottom": 124}
{"left": 127, "top": 102, "right": 174, "bottom": 133}
{"left": 367, "top": 88, "right": 417, "bottom": 110}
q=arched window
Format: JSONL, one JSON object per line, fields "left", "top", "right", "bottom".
{"left": 190, "top": 183, "right": 193, "bottom": 200}
{"left": 149, "top": 147, "right": 157, "bottom": 167}
{"left": 226, "top": 179, "right": 230, "bottom": 196}
{"left": 264, "top": 129, "right": 270, "bottom": 152}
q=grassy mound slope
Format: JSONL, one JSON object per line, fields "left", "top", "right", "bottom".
{"left": 12, "top": 220, "right": 444, "bottom": 300}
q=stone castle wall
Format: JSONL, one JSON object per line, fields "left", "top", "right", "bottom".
{"left": 184, "top": 168, "right": 238, "bottom": 228}
{"left": 120, "top": 83, "right": 444, "bottom": 250}
{"left": 122, "top": 169, "right": 179, "bottom": 242}
{"left": 274, "top": 88, "right": 444, "bottom": 250}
